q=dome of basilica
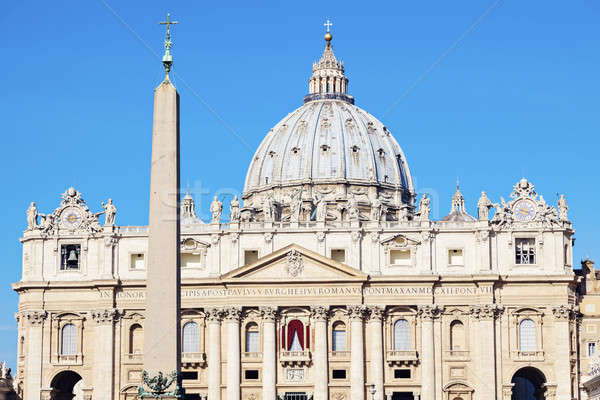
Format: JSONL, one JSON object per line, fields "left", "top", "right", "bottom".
{"left": 243, "top": 33, "right": 414, "bottom": 213}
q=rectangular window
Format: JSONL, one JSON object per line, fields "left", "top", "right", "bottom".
{"left": 515, "top": 238, "right": 536, "bottom": 264}
{"left": 394, "top": 369, "right": 411, "bottom": 379}
{"left": 448, "top": 249, "right": 464, "bottom": 266}
{"left": 61, "top": 244, "right": 81, "bottom": 270}
{"left": 390, "top": 249, "right": 411, "bottom": 266}
{"left": 332, "top": 330, "right": 346, "bottom": 351}
{"left": 181, "top": 371, "right": 198, "bottom": 380}
{"left": 589, "top": 342, "right": 596, "bottom": 357}
{"left": 182, "top": 253, "right": 202, "bottom": 269}
{"left": 244, "top": 250, "right": 258, "bottom": 265}
{"left": 331, "top": 249, "right": 346, "bottom": 263}
{"left": 244, "top": 370, "right": 259, "bottom": 380}
{"left": 246, "top": 331, "right": 259, "bottom": 353}
{"left": 130, "top": 253, "right": 145, "bottom": 270}
{"left": 332, "top": 369, "right": 347, "bottom": 379}
{"left": 586, "top": 304, "right": 596, "bottom": 313}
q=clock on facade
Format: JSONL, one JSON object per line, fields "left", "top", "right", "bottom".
{"left": 60, "top": 207, "right": 83, "bottom": 229}
{"left": 512, "top": 199, "right": 536, "bottom": 222}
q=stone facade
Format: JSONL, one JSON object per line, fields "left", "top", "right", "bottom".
{"left": 12, "top": 30, "right": 586, "bottom": 400}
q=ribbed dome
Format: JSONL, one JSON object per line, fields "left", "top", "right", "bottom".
{"left": 243, "top": 99, "right": 413, "bottom": 196}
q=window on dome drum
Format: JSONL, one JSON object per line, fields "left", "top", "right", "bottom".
{"left": 61, "top": 324, "right": 77, "bottom": 355}
{"left": 332, "top": 322, "right": 346, "bottom": 351}
{"left": 182, "top": 322, "right": 199, "bottom": 354}
{"left": 244, "top": 370, "right": 259, "bottom": 380}
{"left": 181, "top": 253, "right": 202, "bottom": 269}
{"left": 130, "top": 253, "right": 145, "bottom": 270}
{"left": 394, "top": 369, "right": 411, "bottom": 379}
{"left": 519, "top": 319, "right": 536, "bottom": 351}
{"left": 331, "top": 249, "right": 346, "bottom": 263}
{"left": 448, "top": 249, "right": 464, "bottom": 266}
{"left": 515, "top": 238, "right": 536, "bottom": 264}
{"left": 393, "top": 319, "right": 410, "bottom": 351}
{"left": 332, "top": 369, "right": 347, "bottom": 379}
{"left": 450, "top": 320, "right": 466, "bottom": 350}
{"left": 589, "top": 342, "right": 596, "bottom": 357}
{"left": 244, "top": 250, "right": 259, "bottom": 265}
{"left": 245, "top": 323, "right": 259, "bottom": 353}
{"left": 390, "top": 250, "right": 410, "bottom": 266}
{"left": 60, "top": 244, "right": 81, "bottom": 270}
{"left": 129, "top": 324, "right": 143, "bottom": 354}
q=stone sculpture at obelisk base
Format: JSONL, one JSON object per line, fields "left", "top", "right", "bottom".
{"left": 139, "top": 13, "right": 183, "bottom": 398}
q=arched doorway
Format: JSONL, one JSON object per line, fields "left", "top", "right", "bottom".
{"left": 50, "top": 371, "right": 83, "bottom": 400}
{"left": 511, "top": 367, "right": 546, "bottom": 400}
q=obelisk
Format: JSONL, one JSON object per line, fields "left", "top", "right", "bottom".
{"left": 143, "top": 12, "right": 181, "bottom": 391}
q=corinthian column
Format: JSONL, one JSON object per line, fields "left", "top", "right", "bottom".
{"left": 23, "top": 311, "right": 47, "bottom": 400}
{"left": 418, "top": 305, "right": 439, "bottom": 400}
{"left": 225, "top": 307, "right": 242, "bottom": 400}
{"left": 311, "top": 306, "right": 329, "bottom": 400}
{"left": 366, "top": 306, "right": 384, "bottom": 400}
{"left": 207, "top": 308, "right": 223, "bottom": 400}
{"left": 348, "top": 305, "right": 366, "bottom": 400}
{"left": 470, "top": 304, "right": 501, "bottom": 400}
{"left": 552, "top": 305, "right": 573, "bottom": 400}
{"left": 91, "top": 309, "right": 119, "bottom": 400}
{"left": 261, "top": 307, "right": 278, "bottom": 400}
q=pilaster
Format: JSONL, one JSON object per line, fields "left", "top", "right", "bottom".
{"left": 91, "top": 308, "right": 119, "bottom": 400}
{"left": 311, "top": 306, "right": 329, "bottom": 400}
{"left": 552, "top": 305, "right": 573, "bottom": 400}
{"left": 225, "top": 307, "right": 242, "bottom": 400}
{"left": 418, "top": 305, "right": 440, "bottom": 400}
{"left": 260, "top": 307, "right": 278, "bottom": 400}
{"left": 366, "top": 306, "right": 384, "bottom": 400}
{"left": 22, "top": 311, "right": 47, "bottom": 400}
{"left": 206, "top": 308, "right": 223, "bottom": 400}
{"left": 348, "top": 305, "right": 366, "bottom": 400}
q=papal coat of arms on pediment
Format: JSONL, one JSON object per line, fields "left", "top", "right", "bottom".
{"left": 286, "top": 249, "right": 304, "bottom": 277}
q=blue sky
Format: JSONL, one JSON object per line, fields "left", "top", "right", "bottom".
{"left": 1, "top": 1, "right": 598, "bottom": 366}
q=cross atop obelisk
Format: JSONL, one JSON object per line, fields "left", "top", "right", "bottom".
{"left": 159, "top": 13, "right": 179, "bottom": 74}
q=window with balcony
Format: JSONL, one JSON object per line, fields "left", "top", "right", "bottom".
{"left": 61, "top": 245, "right": 81, "bottom": 270}
{"left": 332, "top": 322, "right": 346, "bottom": 352}
{"left": 515, "top": 238, "right": 536, "bottom": 264}
{"left": 519, "top": 319, "right": 536, "bottom": 351}
{"left": 285, "top": 320, "right": 306, "bottom": 350}
{"left": 182, "top": 322, "right": 199, "bottom": 353}
{"left": 393, "top": 319, "right": 410, "bottom": 351}
{"left": 61, "top": 324, "right": 77, "bottom": 355}
{"left": 245, "top": 323, "right": 259, "bottom": 353}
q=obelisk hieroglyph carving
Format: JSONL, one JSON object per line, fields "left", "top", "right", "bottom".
{"left": 141, "top": 13, "right": 182, "bottom": 398}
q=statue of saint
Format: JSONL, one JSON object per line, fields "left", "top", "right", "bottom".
{"left": 102, "top": 198, "right": 117, "bottom": 225}
{"left": 289, "top": 190, "right": 302, "bottom": 222}
{"left": 370, "top": 197, "right": 383, "bottom": 222}
{"left": 210, "top": 196, "right": 223, "bottom": 224}
{"left": 26, "top": 202, "right": 38, "bottom": 229}
{"left": 557, "top": 194, "right": 568, "bottom": 221}
{"left": 315, "top": 196, "right": 327, "bottom": 222}
{"left": 230, "top": 196, "right": 240, "bottom": 222}
{"left": 418, "top": 194, "right": 431, "bottom": 221}
{"left": 263, "top": 196, "right": 275, "bottom": 222}
{"left": 347, "top": 197, "right": 360, "bottom": 222}
{"left": 477, "top": 191, "right": 493, "bottom": 221}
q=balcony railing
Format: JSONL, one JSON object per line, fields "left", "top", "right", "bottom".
{"left": 182, "top": 352, "right": 206, "bottom": 367}
{"left": 123, "top": 353, "right": 143, "bottom": 364}
{"left": 242, "top": 352, "right": 262, "bottom": 361}
{"left": 444, "top": 350, "right": 470, "bottom": 360}
{"left": 330, "top": 351, "right": 350, "bottom": 360}
{"left": 53, "top": 353, "right": 83, "bottom": 366}
{"left": 279, "top": 350, "right": 311, "bottom": 367}
{"left": 512, "top": 350, "right": 544, "bottom": 362}
{"left": 386, "top": 350, "right": 419, "bottom": 366}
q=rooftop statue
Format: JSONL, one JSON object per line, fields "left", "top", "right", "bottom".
{"left": 209, "top": 196, "right": 223, "bottom": 224}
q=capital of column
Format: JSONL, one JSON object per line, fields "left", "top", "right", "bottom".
{"left": 470, "top": 304, "right": 503, "bottom": 320}
{"left": 310, "top": 305, "right": 329, "bottom": 322}
{"left": 260, "top": 306, "right": 278, "bottom": 322}
{"left": 552, "top": 304, "right": 574, "bottom": 320}
{"left": 224, "top": 307, "right": 242, "bottom": 322}
{"left": 91, "top": 308, "right": 120, "bottom": 325}
{"left": 21, "top": 310, "right": 47, "bottom": 326}
{"left": 366, "top": 305, "right": 384, "bottom": 322}
{"left": 347, "top": 305, "right": 367, "bottom": 321}
{"left": 205, "top": 307, "right": 223, "bottom": 323}
{"left": 417, "top": 304, "right": 442, "bottom": 320}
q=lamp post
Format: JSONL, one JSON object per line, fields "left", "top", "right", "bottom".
{"left": 369, "top": 383, "right": 376, "bottom": 400}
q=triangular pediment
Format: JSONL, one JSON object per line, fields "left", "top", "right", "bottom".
{"left": 221, "top": 244, "right": 368, "bottom": 282}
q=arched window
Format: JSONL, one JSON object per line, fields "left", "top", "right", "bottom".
{"left": 287, "top": 320, "right": 305, "bottom": 351}
{"left": 182, "top": 322, "right": 199, "bottom": 353}
{"left": 61, "top": 324, "right": 77, "bottom": 355}
{"left": 393, "top": 319, "right": 410, "bottom": 351}
{"left": 19, "top": 336, "right": 25, "bottom": 356}
{"left": 129, "top": 324, "right": 143, "bottom": 354}
{"left": 332, "top": 322, "right": 347, "bottom": 352}
{"left": 245, "top": 322, "right": 259, "bottom": 353}
{"left": 450, "top": 320, "right": 465, "bottom": 350}
{"left": 519, "top": 319, "right": 536, "bottom": 351}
